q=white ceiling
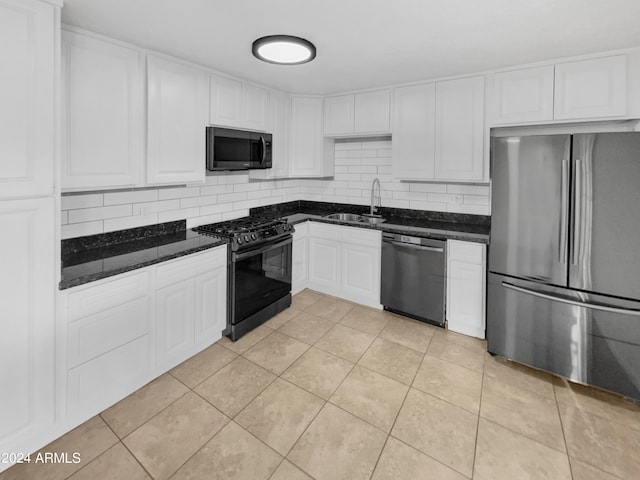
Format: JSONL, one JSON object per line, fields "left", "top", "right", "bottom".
{"left": 61, "top": 0, "right": 640, "bottom": 95}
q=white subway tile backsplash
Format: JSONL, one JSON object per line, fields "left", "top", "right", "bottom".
{"left": 348, "top": 150, "right": 363, "bottom": 158}
{"left": 233, "top": 182, "right": 262, "bottom": 193}
{"left": 409, "top": 183, "right": 448, "bottom": 193}
{"left": 348, "top": 166, "right": 377, "bottom": 174}
{"left": 223, "top": 209, "right": 247, "bottom": 221}
{"left": 180, "top": 195, "right": 218, "bottom": 209}
{"left": 334, "top": 142, "right": 363, "bottom": 151}
{"left": 200, "top": 184, "right": 234, "bottom": 195}
{"left": 104, "top": 189, "right": 158, "bottom": 205}
{"left": 158, "top": 207, "right": 200, "bottom": 223}
{"left": 104, "top": 212, "right": 158, "bottom": 231}
{"left": 61, "top": 193, "right": 103, "bottom": 210}
{"left": 199, "top": 203, "right": 233, "bottom": 216}
{"left": 61, "top": 211, "right": 68, "bottom": 225}
{"left": 61, "top": 220, "right": 104, "bottom": 239}
{"left": 188, "top": 213, "right": 222, "bottom": 228}
{"left": 158, "top": 186, "right": 202, "bottom": 200}
{"left": 427, "top": 193, "right": 459, "bottom": 204}
{"left": 217, "top": 192, "right": 248, "bottom": 203}
{"left": 361, "top": 140, "right": 392, "bottom": 150}
{"left": 377, "top": 149, "right": 392, "bottom": 157}
{"left": 392, "top": 191, "right": 428, "bottom": 201}
{"left": 68, "top": 204, "right": 132, "bottom": 223}
{"left": 446, "top": 184, "right": 490, "bottom": 195}
{"left": 336, "top": 157, "right": 360, "bottom": 166}
{"left": 409, "top": 200, "right": 449, "bottom": 211}
{"left": 463, "top": 194, "right": 490, "bottom": 205}
{"left": 131, "top": 199, "right": 180, "bottom": 215}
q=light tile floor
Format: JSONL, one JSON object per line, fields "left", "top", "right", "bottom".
{"left": 3, "top": 289, "right": 640, "bottom": 479}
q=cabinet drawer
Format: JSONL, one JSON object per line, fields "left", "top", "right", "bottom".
{"left": 66, "top": 335, "right": 149, "bottom": 414}
{"left": 448, "top": 240, "right": 485, "bottom": 264}
{"left": 156, "top": 246, "right": 227, "bottom": 288}
{"left": 67, "top": 297, "right": 149, "bottom": 368}
{"left": 309, "top": 222, "right": 343, "bottom": 240}
{"left": 67, "top": 270, "right": 149, "bottom": 320}
{"left": 340, "top": 225, "right": 381, "bottom": 247}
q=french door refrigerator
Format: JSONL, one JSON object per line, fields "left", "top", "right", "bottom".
{"left": 488, "top": 131, "right": 640, "bottom": 399}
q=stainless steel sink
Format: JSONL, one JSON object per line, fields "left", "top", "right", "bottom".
{"left": 323, "top": 212, "right": 387, "bottom": 224}
{"left": 324, "top": 213, "right": 363, "bottom": 222}
{"left": 359, "top": 216, "right": 386, "bottom": 224}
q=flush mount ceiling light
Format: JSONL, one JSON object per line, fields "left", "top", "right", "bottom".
{"left": 252, "top": 35, "right": 316, "bottom": 65}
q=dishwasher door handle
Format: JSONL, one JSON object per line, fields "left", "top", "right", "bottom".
{"left": 384, "top": 240, "right": 444, "bottom": 253}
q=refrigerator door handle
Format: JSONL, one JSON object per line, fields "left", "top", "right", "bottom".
{"left": 559, "top": 159, "right": 569, "bottom": 264}
{"left": 572, "top": 159, "right": 582, "bottom": 266}
{"left": 502, "top": 282, "right": 640, "bottom": 316}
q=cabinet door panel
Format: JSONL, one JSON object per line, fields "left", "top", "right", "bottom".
{"left": 292, "top": 235, "right": 309, "bottom": 294}
{"left": 554, "top": 55, "right": 627, "bottom": 120}
{"left": 289, "top": 97, "right": 325, "bottom": 177}
{"left": 354, "top": 90, "right": 391, "bottom": 133}
{"left": 308, "top": 237, "right": 340, "bottom": 289}
{"left": 324, "top": 94, "right": 354, "bottom": 135}
{"left": 147, "top": 56, "right": 207, "bottom": 185}
{"left": 341, "top": 243, "right": 380, "bottom": 301}
{"left": 435, "top": 76, "right": 484, "bottom": 181}
{"left": 62, "top": 31, "right": 143, "bottom": 189}
{"left": 0, "top": 0, "right": 55, "bottom": 197}
{"left": 243, "top": 83, "right": 269, "bottom": 131}
{"left": 66, "top": 336, "right": 149, "bottom": 415}
{"left": 392, "top": 84, "right": 436, "bottom": 179}
{"left": 156, "top": 280, "right": 195, "bottom": 365}
{"left": 210, "top": 74, "right": 242, "bottom": 127}
{"left": 0, "top": 198, "right": 55, "bottom": 439}
{"left": 447, "top": 240, "right": 486, "bottom": 339}
{"left": 492, "top": 66, "right": 554, "bottom": 125}
{"left": 194, "top": 267, "right": 226, "bottom": 343}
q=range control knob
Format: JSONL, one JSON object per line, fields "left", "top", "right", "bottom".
{"left": 237, "top": 237, "right": 243, "bottom": 245}
{"left": 244, "top": 235, "right": 250, "bottom": 243}
{"left": 251, "top": 233, "right": 257, "bottom": 240}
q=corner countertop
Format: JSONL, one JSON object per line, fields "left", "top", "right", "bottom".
{"left": 252, "top": 201, "right": 490, "bottom": 244}
{"left": 60, "top": 221, "right": 227, "bottom": 290}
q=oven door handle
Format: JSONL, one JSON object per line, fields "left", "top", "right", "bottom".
{"left": 233, "top": 237, "right": 292, "bottom": 261}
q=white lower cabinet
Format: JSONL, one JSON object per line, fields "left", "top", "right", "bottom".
{"left": 307, "top": 222, "right": 381, "bottom": 308}
{"left": 446, "top": 240, "right": 486, "bottom": 339}
{"left": 58, "top": 245, "right": 227, "bottom": 427}
{"left": 292, "top": 222, "right": 309, "bottom": 294}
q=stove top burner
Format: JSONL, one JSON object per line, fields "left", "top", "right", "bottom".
{"left": 194, "top": 216, "right": 294, "bottom": 250}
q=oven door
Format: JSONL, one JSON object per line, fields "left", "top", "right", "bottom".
{"left": 230, "top": 236, "right": 292, "bottom": 325}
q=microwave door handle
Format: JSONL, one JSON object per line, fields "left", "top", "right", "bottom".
{"left": 260, "top": 136, "right": 266, "bottom": 164}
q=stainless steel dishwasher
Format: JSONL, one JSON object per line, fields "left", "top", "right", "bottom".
{"left": 381, "top": 232, "right": 446, "bottom": 327}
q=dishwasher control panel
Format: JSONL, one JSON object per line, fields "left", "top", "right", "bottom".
{"left": 400, "top": 235, "right": 421, "bottom": 244}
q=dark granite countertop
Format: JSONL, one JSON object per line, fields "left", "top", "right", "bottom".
{"left": 252, "top": 201, "right": 490, "bottom": 243}
{"left": 60, "top": 221, "right": 228, "bottom": 290}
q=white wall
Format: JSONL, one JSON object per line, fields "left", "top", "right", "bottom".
{"left": 61, "top": 138, "right": 490, "bottom": 239}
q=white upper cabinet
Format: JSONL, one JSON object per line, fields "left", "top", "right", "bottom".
{"left": 323, "top": 89, "right": 391, "bottom": 136}
{"left": 243, "top": 83, "right": 269, "bottom": 131}
{"left": 0, "top": 0, "right": 56, "bottom": 198}
{"left": 354, "top": 89, "right": 391, "bottom": 133}
{"left": 392, "top": 83, "right": 436, "bottom": 180}
{"left": 210, "top": 74, "right": 269, "bottom": 131}
{"left": 62, "top": 31, "right": 144, "bottom": 190}
{"left": 209, "top": 74, "right": 242, "bottom": 127}
{"left": 250, "top": 89, "right": 290, "bottom": 179}
{"left": 554, "top": 55, "right": 627, "bottom": 120}
{"left": 492, "top": 65, "right": 554, "bottom": 125}
{"left": 434, "top": 75, "right": 484, "bottom": 181}
{"left": 323, "top": 95, "right": 354, "bottom": 135}
{"left": 289, "top": 96, "right": 334, "bottom": 177}
{"left": 147, "top": 55, "right": 208, "bottom": 185}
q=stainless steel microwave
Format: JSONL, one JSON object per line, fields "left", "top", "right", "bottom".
{"left": 206, "top": 127, "right": 272, "bottom": 171}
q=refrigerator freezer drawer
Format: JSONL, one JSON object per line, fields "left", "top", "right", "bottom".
{"left": 487, "top": 272, "right": 640, "bottom": 400}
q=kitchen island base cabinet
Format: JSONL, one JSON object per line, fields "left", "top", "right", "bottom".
{"left": 446, "top": 240, "right": 486, "bottom": 339}
{"left": 57, "top": 245, "right": 227, "bottom": 429}
{"left": 307, "top": 223, "right": 381, "bottom": 308}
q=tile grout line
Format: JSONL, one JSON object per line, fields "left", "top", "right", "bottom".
{"left": 553, "top": 382, "right": 576, "bottom": 480}
{"left": 471, "top": 367, "right": 486, "bottom": 479}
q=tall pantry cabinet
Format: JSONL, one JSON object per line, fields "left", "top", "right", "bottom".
{"left": 0, "top": 0, "right": 61, "bottom": 468}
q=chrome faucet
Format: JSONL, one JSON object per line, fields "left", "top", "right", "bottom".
{"left": 369, "top": 178, "right": 382, "bottom": 217}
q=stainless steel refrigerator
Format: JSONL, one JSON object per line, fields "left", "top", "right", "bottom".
{"left": 488, "top": 131, "right": 640, "bottom": 400}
